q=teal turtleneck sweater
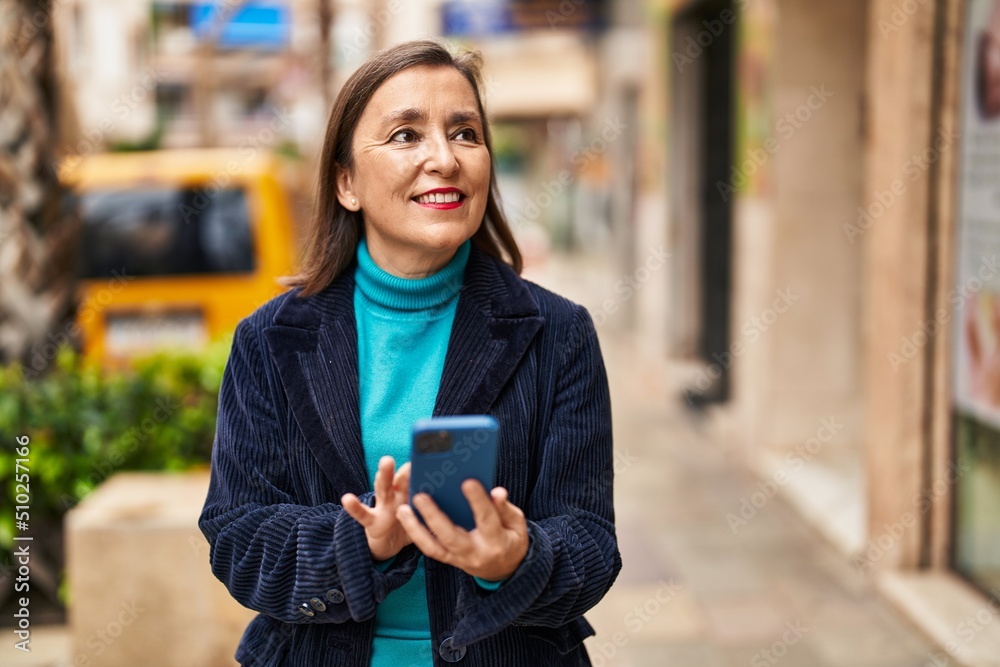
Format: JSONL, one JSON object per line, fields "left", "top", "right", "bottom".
{"left": 354, "top": 238, "right": 470, "bottom": 666}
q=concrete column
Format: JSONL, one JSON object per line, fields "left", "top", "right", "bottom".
{"left": 725, "top": 0, "right": 869, "bottom": 553}
{"left": 862, "top": 0, "right": 941, "bottom": 570}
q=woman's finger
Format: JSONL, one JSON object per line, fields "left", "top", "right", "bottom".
{"left": 341, "top": 493, "right": 374, "bottom": 527}
{"left": 412, "top": 493, "right": 467, "bottom": 549}
{"left": 463, "top": 479, "right": 501, "bottom": 533}
{"left": 396, "top": 504, "right": 452, "bottom": 563}
{"left": 491, "top": 487, "right": 526, "bottom": 528}
{"left": 374, "top": 456, "right": 394, "bottom": 504}
{"left": 393, "top": 462, "right": 411, "bottom": 498}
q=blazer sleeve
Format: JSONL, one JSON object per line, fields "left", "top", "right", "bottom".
{"left": 198, "top": 318, "right": 421, "bottom": 625}
{"left": 451, "top": 304, "right": 622, "bottom": 645}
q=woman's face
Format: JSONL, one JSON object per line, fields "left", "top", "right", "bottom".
{"left": 337, "top": 64, "right": 492, "bottom": 276}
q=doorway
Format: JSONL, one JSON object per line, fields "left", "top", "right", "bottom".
{"left": 669, "top": 0, "right": 737, "bottom": 405}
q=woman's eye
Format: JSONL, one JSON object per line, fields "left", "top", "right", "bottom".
{"left": 454, "top": 128, "right": 478, "bottom": 142}
{"left": 390, "top": 129, "right": 417, "bottom": 143}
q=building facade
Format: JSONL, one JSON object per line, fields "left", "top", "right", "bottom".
{"left": 51, "top": 0, "right": 329, "bottom": 158}
{"left": 50, "top": 0, "right": 634, "bottom": 261}
{"left": 639, "top": 0, "right": 1000, "bottom": 662}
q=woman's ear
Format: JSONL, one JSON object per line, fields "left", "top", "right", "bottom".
{"left": 335, "top": 166, "right": 361, "bottom": 212}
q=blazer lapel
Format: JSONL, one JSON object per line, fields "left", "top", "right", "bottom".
{"left": 434, "top": 247, "right": 544, "bottom": 417}
{"left": 261, "top": 247, "right": 544, "bottom": 494}
{"left": 264, "top": 270, "right": 371, "bottom": 494}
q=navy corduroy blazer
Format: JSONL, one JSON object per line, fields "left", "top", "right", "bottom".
{"left": 198, "top": 245, "right": 622, "bottom": 666}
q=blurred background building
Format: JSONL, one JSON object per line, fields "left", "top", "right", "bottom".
{"left": 47, "top": 0, "right": 643, "bottom": 258}
{"left": 53, "top": 0, "right": 321, "bottom": 151}
{"left": 650, "top": 0, "right": 1000, "bottom": 660}
{"left": 4, "top": 0, "right": 1000, "bottom": 664}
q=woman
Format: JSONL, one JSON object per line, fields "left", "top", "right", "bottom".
{"left": 199, "top": 40, "right": 621, "bottom": 666}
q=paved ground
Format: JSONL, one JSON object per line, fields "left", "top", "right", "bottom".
{"left": 577, "top": 327, "right": 938, "bottom": 666}
{"left": 520, "top": 251, "right": 939, "bottom": 666}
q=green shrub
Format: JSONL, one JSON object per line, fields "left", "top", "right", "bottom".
{"left": 0, "top": 336, "right": 232, "bottom": 606}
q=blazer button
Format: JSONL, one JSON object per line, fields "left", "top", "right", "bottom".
{"left": 438, "top": 637, "right": 466, "bottom": 662}
{"left": 325, "top": 588, "right": 345, "bottom": 604}
{"left": 309, "top": 597, "right": 327, "bottom": 612}
{"left": 296, "top": 603, "right": 315, "bottom": 618}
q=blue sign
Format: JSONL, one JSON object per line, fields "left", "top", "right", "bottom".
{"left": 442, "top": 0, "right": 606, "bottom": 36}
{"left": 442, "top": 1, "right": 512, "bottom": 36}
{"left": 191, "top": 1, "right": 290, "bottom": 50}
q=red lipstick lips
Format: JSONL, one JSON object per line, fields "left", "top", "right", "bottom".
{"left": 414, "top": 187, "right": 465, "bottom": 210}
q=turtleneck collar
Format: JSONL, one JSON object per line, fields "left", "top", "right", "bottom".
{"left": 354, "top": 238, "right": 470, "bottom": 313}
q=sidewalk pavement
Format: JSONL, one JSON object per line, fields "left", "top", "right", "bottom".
{"left": 522, "top": 251, "right": 938, "bottom": 667}
{"left": 577, "top": 326, "right": 937, "bottom": 666}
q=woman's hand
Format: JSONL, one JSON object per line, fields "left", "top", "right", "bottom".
{"left": 341, "top": 456, "right": 413, "bottom": 562}
{"left": 395, "top": 480, "right": 529, "bottom": 582}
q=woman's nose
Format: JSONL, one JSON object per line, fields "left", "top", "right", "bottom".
{"left": 421, "top": 133, "right": 459, "bottom": 176}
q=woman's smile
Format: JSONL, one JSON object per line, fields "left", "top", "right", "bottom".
{"left": 413, "top": 187, "right": 466, "bottom": 209}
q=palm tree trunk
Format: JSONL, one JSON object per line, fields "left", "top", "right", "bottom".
{"left": 0, "top": 0, "right": 80, "bottom": 369}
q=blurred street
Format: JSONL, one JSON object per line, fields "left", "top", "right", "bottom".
{"left": 529, "top": 256, "right": 939, "bottom": 667}
{"left": 2, "top": 347, "right": 939, "bottom": 667}
{"left": 5, "top": 0, "right": 1000, "bottom": 664}
{"left": 1, "top": 251, "right": 940, "bottom": 667}
{"left": 586, "top": 327, "right": 936, "bottom": 666}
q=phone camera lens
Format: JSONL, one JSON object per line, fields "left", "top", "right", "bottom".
{"left": 417, "top": 430, "right": 452, "bottom": 453}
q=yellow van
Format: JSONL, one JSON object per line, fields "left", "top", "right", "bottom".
{"left": 61, "top": 149, "right": 300, "bottom": 363}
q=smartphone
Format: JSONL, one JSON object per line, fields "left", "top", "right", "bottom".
{"left": 409, "top": 415, "right": 499, "bottom": 531}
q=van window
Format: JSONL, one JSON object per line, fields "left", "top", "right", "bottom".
{"left": 77, "top": 186, "right": 256, "bottom": 279}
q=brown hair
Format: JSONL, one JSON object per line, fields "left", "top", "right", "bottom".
{"left": 284, "top": 40, "right": 522, "bottom": 297}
